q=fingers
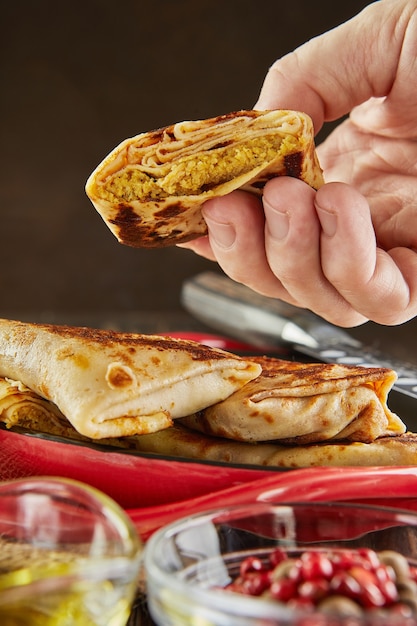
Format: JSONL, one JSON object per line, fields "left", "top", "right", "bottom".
{"left": 263, "top": 178, "right": 364, "bottom": 324}
{"left": 200, "top": 180, "right": 417, "bottom": 327}
{"left": 177, "top": 236, "right": 217, "bottom": 262}
{"left": 264, "top": 179, "right": 417, "bottom": 326}
{"left": 255, "top": 0, "right": 411, "bottom": 129}
{"left": 201, "top": 191, "right": 295, "bottom": 301}
{"left": 314, "top": 183, "right": 417, "bottom": 324}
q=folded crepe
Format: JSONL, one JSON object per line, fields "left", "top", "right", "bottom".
{"left": 127, "top": 424, "right": 417, "bottom": 468}
{"left": 85, "top": 109, "right": 324, "bottom": 248}
{"left": 0, "top": 319, "right": 261, "bottom": 439}
{"left": 0, "top": 377, "right": 67, "bottom": 431}
{"left": 4, "top": 398, "right": 415, "bottom": 468}
{"left": 180, "top": 356, "right": 405, "bottom": 444}
{"left": 0, "top": 377, "right": 131, "bottom": 448}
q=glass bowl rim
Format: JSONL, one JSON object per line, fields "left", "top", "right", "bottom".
{"left": 144, "top": 500, "right": 417, "bottom": 621}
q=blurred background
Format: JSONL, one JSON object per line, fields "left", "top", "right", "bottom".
{"left": 1, "top": 0, "right": 417, "bottom": 366}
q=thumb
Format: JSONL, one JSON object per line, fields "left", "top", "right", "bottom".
{"left": 255, "top": 0, "right": 412, "bottom": 133}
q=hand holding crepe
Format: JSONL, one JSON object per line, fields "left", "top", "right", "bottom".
{"left": 85, "top": 110, "right": 324, "bottom": 248}
{"left": 180, "top": 356, "right": 405, "bottom": 444}
{"left": 0, "top": 319, "right": 261, "bottom": 439}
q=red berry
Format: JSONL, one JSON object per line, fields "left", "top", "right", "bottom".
{"left": 287, "top": 561, "right": 303, "bottom": 583}
{"left": 299, "top": 552, "right": 334, "bottom": 581}
{"left": 241, "top": 571, "right": 271, "bottom": 596}
{"left": 379, "top": 578, "right": 399, "bottom": 604}
{"left": 298, "top": 578, "right": 330, "bottom": 603}
{"left": 348, "top": 565, "right": 388, "bottom": 608}
{"left": 349, "top": 565, "right": 378, "bottom": 588}
{"left": 269, "top": 577, "right": 298, "bottom": 602}
{"left": 222, "top": 546, "right": 417, "bottom": 619}
{"left": 269, "top": 548, "right": 288, "bottom": 568}
{"left": 239, "top": 555, "right": 265, "bottom": 577}
{"left": 375, "top": 564, "right": 395, "bottom": 584}
{"left": 360, "top": 582, "right": 386, "bottom": 608}
{"left": 331, "top": 550, "right": 357, "bottom": 570}
{"left": 330, "top": 571, "right": 362, "bottom": 598}
{"left": 357, "top": 548, "right": 380, "bottom": 570}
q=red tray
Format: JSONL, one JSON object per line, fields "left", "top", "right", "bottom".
{"left": 0, "top": 332, "right": 285, "bottom": 508}
{"left": 0, "top": 426, "right": 275, "bottom": 509}
{"left": 127, "top": 466, "right": 417, "bottom": 541}
{"left": 2, "top": 332, "right": 415, "bottom": 538}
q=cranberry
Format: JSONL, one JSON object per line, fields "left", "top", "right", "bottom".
{"left": 298, "top": 578, "right": 330, "bottom": 602}
{"left": 357, "top": 548, "right": 381, "bottom": 570}
{"left": 241, "top": 571, "right": 271, "bottom": 596}
{"left": 378, "top": 577, "right": 399, "bottom": 604}
{"left": 269, "top": 577, "right": 298, "bottom": 602}
{"left": 330, "top": 571, "right": 362, "bottom": 598}
{"left": 299, "top": 552, "right": 334, "bottom": 581}
{"left": 221, "top": 546, "right": 417, "bottom": 621}
{"left": 239, "top": 555, "right": 265, "bottom": 577}
{"left": 268, "top": 547, "right": 288, "bottom": 568}
{"left": 360, "top": 581, "right": 386, "bottom": 608}
{"left": 349, "top": 565, "right": 378, "bottom": 587}
{"left": 375, "top": 563, "right": 395, "bottom": 584}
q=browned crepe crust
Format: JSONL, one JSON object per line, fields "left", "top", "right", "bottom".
{"left": 85, "top": 110, "right": 324, "bottom": 248}
{"left": 123, "top": 424, "right": 417, "bottom": 468}
{"left": 2, "top": 382, "right": 414, "bottom": 468}
{"left": 0, "top": 320, "right": 261, "bottom": 439}
{"left": 5, "top": 408, "right": 416, "bottom": 468}
{"left": 0, "top": 377, "right": 67, "bottom": 431}
{"left": 180, "top": 356, "right": 405, "bottom": 444}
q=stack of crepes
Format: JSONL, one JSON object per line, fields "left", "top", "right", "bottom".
{"left": 1, "top": 318, "right": 416, "bottom": 468}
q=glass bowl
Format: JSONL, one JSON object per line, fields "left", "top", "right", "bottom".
{"left": 144, "top": 501, "right": 417, "bottom": 626}
{"left": 0, "top": 476, "right": 143, "bottom": 625}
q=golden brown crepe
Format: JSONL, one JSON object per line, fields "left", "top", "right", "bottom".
{"left": 5, "top": 409, "right": 416, "bottom": 468}
{"left": 0, "top": 319, "right": 261, "bottom": 439}
{"left": 179, "top": 356, "right": 406, "bottom": 444}
{"left": 85, "top": 109, "right": 324, "bottom": 247}
{"left": 0, "top": 376, "right": 138, "bottom": 449}
{"left": 127, "top": 423, "right": 417, "bottom": 468}
{"left": 0, "top": 377, "right": 67, "bottom": 431}
{"left": 1, "top": 373, "right": 413, "bottom": 468}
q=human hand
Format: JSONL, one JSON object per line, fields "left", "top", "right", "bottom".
{"left": 181, "top": 0, "right": 417, "bottom": 327}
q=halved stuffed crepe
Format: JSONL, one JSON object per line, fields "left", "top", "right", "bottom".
{"left": 180, "top": 356, "right": 406, "bottom": 444}
{"left": 0, "top": 319, "right": 261, "bottom": 439}
{"left": 85, "top": 109, "right": 324, "bottom": 247}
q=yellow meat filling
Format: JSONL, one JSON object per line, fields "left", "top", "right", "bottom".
{"left": 99, "top": 134, "right": 298, "bottom": 202}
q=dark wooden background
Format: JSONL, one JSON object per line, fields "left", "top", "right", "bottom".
{"left": 2, "top": 0, "right": 417, "bottom": 369}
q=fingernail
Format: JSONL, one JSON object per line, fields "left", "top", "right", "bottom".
{"left": 203, "top": 216, "right": 236, "bottom": 248}
{"left": 264, "top": 199, "right": 289, "bottom": 240}
{"left": 317, "top": 206, "right": 337, "bottom": 237}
